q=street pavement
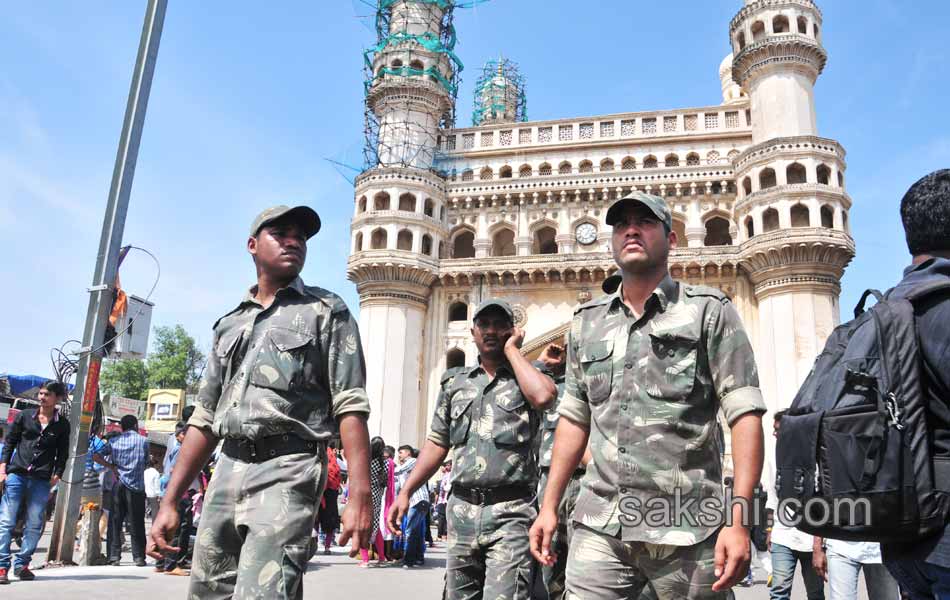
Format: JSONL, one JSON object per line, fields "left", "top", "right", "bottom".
{"left": 6, "top": 528, "right": 871, "bottom": 598}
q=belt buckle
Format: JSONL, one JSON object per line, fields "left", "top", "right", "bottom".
{"left": 245, "top": 439, "right": 258, "bottom": 460}
{"left": 472, "top": 488, "right": 486, "bottom": 505}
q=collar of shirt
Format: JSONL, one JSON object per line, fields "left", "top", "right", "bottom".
{"left": 32, "top": 408, "right": 60, "bottom": 423}
{"left": 902, "top": 256, "right": 950, "bottom": 280}
{"left": 241, "top": 276, "right": 309, "bottom": 307}
{"left": 605, "top": 273, "right": 678, "bottom": 318}
{"left": 468, "top": 361, "right": 515, "bottom": 389}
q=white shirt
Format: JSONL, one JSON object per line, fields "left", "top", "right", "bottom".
{"left": 768, "top": 488, "right": 816, "bottom": 553}
{"left": 144, "top": 467, "right": 162, "bottom": 498}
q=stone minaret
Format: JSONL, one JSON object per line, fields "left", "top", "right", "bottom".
{"left": 729, "top": 0, "right": 855, "bottom": 474}
{"left": 348, "top": 0, "right": 456, "bottom": 444}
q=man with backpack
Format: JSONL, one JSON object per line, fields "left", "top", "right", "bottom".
{"left": 879, "top": 170, "right": 950, "bottom": 597}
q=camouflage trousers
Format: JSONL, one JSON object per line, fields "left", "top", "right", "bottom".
{"left": 537, "top": 469, "right": 584, "bottom": 600}
{"left": 445, "top": 493, "right": 537, "bottom": 600}
{"left": 566, "top": 525, "right": 727, "bottom": 600}
{"left": 188, "top": 451, "right": 326, "bottom": 600}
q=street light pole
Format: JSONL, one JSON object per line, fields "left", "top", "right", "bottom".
{"left": 47, "top": 0, "right": 167, "bottom": 565}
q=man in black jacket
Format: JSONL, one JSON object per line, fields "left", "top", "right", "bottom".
{"left": 0, "top": 381, "right": 71, "bottom": 583}
{"left": 880, "top": 170, "right": 950, "bottom": 599}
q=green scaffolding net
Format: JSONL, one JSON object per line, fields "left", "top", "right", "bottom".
{"left": 362, "top": 31, "right": 463, "bottom": 96}
{"left": 472, "top": 57, "right": 527, "bottom": 126}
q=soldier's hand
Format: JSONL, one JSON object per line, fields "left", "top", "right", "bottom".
{"left": 388, "top": 492, "right": 410, "bottom": 535}
{"left": 529, "top": 508, "right": 559, "bottom": 567}
{"left": 147, "top": 502, "right": 181, "bottom": 560}
{"left": 338, "top": 486, "right": 372, "bottom": 558}
{"left": 711, "top": 524, "right": 751, "bottom": 591}
{"left": 504, "top": 326, "right": 525, "bottom": 352}
{"left": 539, "top": 343, "right": 566, "bottom": 370}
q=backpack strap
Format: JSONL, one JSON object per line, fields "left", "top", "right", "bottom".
{"left": 854, "top": 289, "right": 885, "bottom": 318}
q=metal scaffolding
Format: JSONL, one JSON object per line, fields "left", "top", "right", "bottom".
{"left": 472, "top": 57, "right": 527, "bottom": 126}
{"left": 359, "top": 0, "right": 488, "bottom": 171}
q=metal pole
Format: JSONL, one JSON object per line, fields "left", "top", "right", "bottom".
{"left": 47, "top": 0, "right": 167, "bottom": 565}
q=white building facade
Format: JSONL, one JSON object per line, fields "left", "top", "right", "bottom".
{"left": 348, "top": 0, "right": 854, "bottom": 477}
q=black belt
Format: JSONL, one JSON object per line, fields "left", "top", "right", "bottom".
{"left": 222, "top": 433, "right": 324, "bottom": 464}
{"left": 452, "top": 484, "right": 533, "bottom": 506}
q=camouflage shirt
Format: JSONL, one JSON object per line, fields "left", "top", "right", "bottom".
{"left": 429, "top": 362, "right": 552, "bottom": 490}
{"left": 189, "top": 277, "right": 370, "bottom": 442}
{"left": 558, "top": 275, "right": 765, "bottom": 545}
{"left": 538, "top": 375, "right": 565, "bottom": 469}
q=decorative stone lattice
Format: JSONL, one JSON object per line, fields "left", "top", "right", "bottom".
{"left": 600, "top": 121, "right": 615, "bottom": 137}
{"left": 686, "top": 154, "right": 700, "bottom": 166}
{"left": 727, "top": 149, "right": 740, "bottom": 162}
{"left": 621, "top": 157, "right": 636, "bottom": 170}
{"left": 663, "top": 116, "right": 677, "bottom": 132}
{"left": 685, "top": 114, "right": 698, "bottom": 131}
{"left": 642, "top": 118, "right": 656, "bottom": 135}
{"left": 519, "top": 129, "right": 532, "bottom": 144}
{"left": 512, "top": 304, "right": 527, "bottom": 327}
{"left": 463, "top": 133, "right": 475, "bottom": 149}
{"left": 462, "top": 170, "right": 474, "bottom": 181}
{"left": 559, "top": 125, "right": 573, "bottom": 141}
{"left": 579, "top": 123, "right": 594, "bottom": 140}
{"left": 481, "top": 132, "right": 493, "bottom": 147}
{"left": 500, "top": 130, "right": 512, "bottom": 146}
{"left": 726, "top": 111, "right": 739, "bottom": 128}
{"left": 621, "top": 119, "right": 636, "bottom": 136}
{"left": 705, "top": 113, "right": 719, "bottom": 129}
{"left": 519, "top": 165, "right": 532, "bottom": 177}
{"left": 538, "top": 127, "right": 552, "bottom": 143}
{"left": 707, "top": 150, "right": 721, "bottom": 164}
{"left": 539, "top": 163, "right": 552, "bottom": 176}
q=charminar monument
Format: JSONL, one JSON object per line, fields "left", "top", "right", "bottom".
{"left": 347, "top": 0, "right": 854, "bottom": 479}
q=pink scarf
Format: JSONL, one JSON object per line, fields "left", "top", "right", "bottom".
{"left": 381, "top": 458, "right": 396, "bottom": 536}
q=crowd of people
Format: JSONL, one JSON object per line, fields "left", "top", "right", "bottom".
{"left": 0, "top": 170, "right": 947, "bottom": 600}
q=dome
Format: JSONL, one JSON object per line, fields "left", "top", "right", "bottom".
{"left": 719, "top": 53, "right": 746, "bottom": 104}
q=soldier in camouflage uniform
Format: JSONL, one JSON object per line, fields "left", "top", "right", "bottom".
{"left": 389, "top": 299, "right": 557, "bottom": 600}
{"left": 530, "top": 192, "right": 766, "bottom": 599}
{"left": 149, "top": 206, "right": 374, "bottom": 600}
{"left": 536, "top": 342, "right": 590, "bottom": 600}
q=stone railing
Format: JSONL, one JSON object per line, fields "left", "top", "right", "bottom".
{"left": 730, "top": 0, "right": 822, "bottom": 33}
{"left": 351, "top": 210, "right": 446, "bottom": 230}
{"left": 735, "top": 183, "right": 851, "bottom": 214}
{"left": 445, "top": 166, "right": 738, "bottom": 201}
{"left": 733, "top": 136, "right": 844, "bottom": 171}
{"left": 438, "top": 103, "right": 751, "bottom": 156}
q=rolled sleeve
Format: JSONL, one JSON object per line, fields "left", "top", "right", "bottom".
{"left": 332, "top": 387, "right": 371, "bottom": 418}
{"left": 707, "top": 300, "right": 765, "bottom": 420}
{"left": 327, "top": 307, "right": 371, "bottom": 419}
{"left": 187, "top": 404, "right": 216, "bottom": 432}
{"left": 720, "top": 386, "right": 766, "bottom": 425}
{"left": 428, "top": 382, "right": 451, "bottom": 448}
{"left": 557, "top": 320, "right": 591, "bottom": 425}
{"left": 556, "top": 391, "right": 591, "bottom": 425}
{"left": 194, "top": 328, "right": 225, "bottom": 427}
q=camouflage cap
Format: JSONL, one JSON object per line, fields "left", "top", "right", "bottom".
{"left": 250, "top": 205, "right": 321, "bottom": 239}
{"left": 605, "top": 191, "right": 672, "bottom": 231}
{"left": 472, "top": 298, "right": 515, "bottom": 324}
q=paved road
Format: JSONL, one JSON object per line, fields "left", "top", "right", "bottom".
{"left": 6, "top": 530, "right": 871, "bottom": 598}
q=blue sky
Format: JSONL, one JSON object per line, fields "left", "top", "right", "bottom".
{"left": 1, "top": 1, "right": 948, "bottom": 376}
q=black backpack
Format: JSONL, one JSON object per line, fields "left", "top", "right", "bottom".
{"left": 775, "top": 280, "right": 950, "bottom": 542}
